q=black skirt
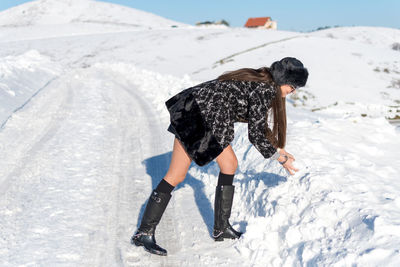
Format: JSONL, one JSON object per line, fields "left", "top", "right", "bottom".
{"left": 165, "top": 87, "right": 223, "bottom": 166}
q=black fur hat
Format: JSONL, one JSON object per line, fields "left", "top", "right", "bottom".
{"left": 270, "top": 57, "right": 309, "bottom": 88}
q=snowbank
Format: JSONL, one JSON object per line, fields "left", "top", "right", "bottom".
{"left": 91, "top": 62, "right": 400, "bottom": 266}
{"left": 0, "top": 50, "right": 61, "bottom": 127}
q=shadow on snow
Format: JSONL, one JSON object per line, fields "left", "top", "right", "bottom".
{"left": 136, "top": 151, "right": 287, "bottom": 238}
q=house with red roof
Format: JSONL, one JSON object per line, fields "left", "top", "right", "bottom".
{"left": 244, "top": 17, "right": 277, "bottom": 29}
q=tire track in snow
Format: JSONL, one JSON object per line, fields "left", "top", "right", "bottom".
{"left": 192, "top": 35, "right": 304, "bottom": 75}
{"left": 112, "top": 80, "right": 181, "bottom": 266}
{"left": 0, "top": 65, "right": 181, "bottom": 266}
{"left": 212, "top": 35, "right": 304, "bottom": 67}
{"left": 1, "top": 68, "right": 142, "bottom": 266}
{"left": 0, "top": 77, "right": 73, "bottom": 196}
{"left": 0, "top": 77, "right": 59, "bottom": 130}
{"left": 90, "top": 76, "right": 149, "bottom": 267}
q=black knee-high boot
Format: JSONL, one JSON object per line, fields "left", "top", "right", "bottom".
{"left": 213, "top": 185, "right": 243, "bottom": 241}
{"left": 131, "top": 190, "right": 171, "bottom": 256}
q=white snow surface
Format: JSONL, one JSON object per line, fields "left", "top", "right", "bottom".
{"left": 0, "top": 1, "right": 400, "bottom": 266}
{"left": 0, "top": 0, "right": 189, "bottom": 41}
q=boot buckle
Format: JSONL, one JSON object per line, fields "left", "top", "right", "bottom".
{"left": 134, "top": 231, "right": 152, "bottom": 238}
{"left": 151, "top": 192, "right": 162, "bottom": 203}
{"left": 151, "top": 195, "right": 161, "bottom": 203}
{"left": 212, "top": 230, "right": 223, "bottom": 238}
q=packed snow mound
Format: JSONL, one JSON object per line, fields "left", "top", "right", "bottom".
{"left": 0, "top": 50, "right": 61, "bottom": 127}
{"left": 0, "top": 0, "right": 187, "bottom": 28}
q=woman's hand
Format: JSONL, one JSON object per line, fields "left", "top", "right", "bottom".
{"left": 278, "top": 148, "right": 295, "bottom": 160}
{"left": 282, "top": 157, "right": 299, "bottom": 175}
{"left": 277, "top": 152, "right": 299, "bottom": 175}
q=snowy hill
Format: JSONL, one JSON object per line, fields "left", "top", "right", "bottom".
{"left": 0, "top": 0, "right": 189, "bottom": 41}
{"left": 311, "top": 26, "right": 400, "bottom": 48}
{"left": 0, "top": 1, "right": 400, "bottom": 265}
{"left": 0, "top": 0, "right": 186, "bottom": 28}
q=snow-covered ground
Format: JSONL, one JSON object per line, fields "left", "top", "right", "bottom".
{"left": 0, "top": 0, "right": 400, "bottom": 266}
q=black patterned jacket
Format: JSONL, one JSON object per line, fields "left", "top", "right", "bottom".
{"left": 165, "top": 78, "right": 279, "bottom": 166}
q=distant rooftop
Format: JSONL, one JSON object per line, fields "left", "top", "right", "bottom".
{"left": 244, "top": 17, "right": 271, "bottom": 27}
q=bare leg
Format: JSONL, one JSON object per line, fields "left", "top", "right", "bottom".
{"left": 216, "top": 144, "right": 238, "bottom": 175}
{"left": 163, "top": 138, "right": 192, "bottom": 187}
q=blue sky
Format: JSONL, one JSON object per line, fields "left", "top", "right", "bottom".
{"left": 0, "top": 0, "right": 399, "bottom": 32}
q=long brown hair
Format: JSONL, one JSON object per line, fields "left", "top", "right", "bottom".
{"left": 217, "top": 67, "right": 286, "bottom": 149}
